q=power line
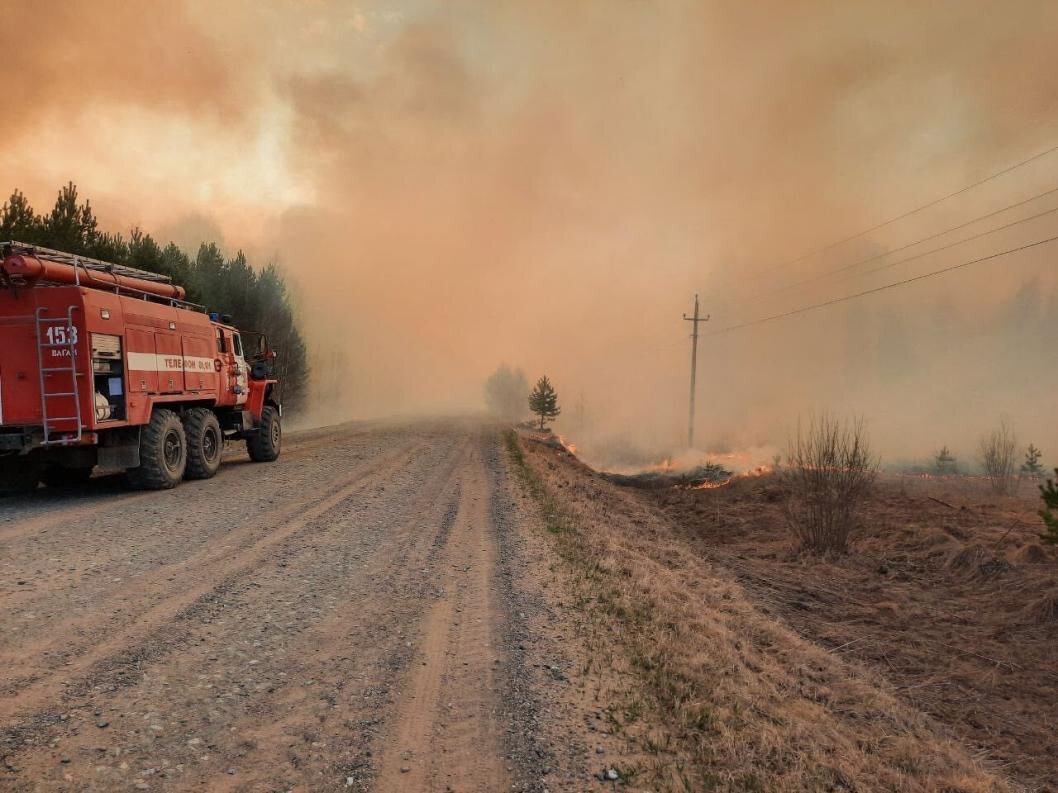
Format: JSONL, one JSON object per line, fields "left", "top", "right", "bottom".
{"left": 730, "top": 184, "right": 1058, "bottom": 310}
{"left": 726, "top": 141, "right": 1058, "bottom": 287}
{"left": 732, "top": 195, "right": 1058, "bottom": 312}
{"left": 851, "top": 203, "right": 1058, "bottom": 285}
{"left": 705, "top": 234, "right": 1058, "bottom": 338}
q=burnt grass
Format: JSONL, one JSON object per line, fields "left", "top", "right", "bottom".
{"left": 649, "top": 473, "right": 1058, "bottom": 791}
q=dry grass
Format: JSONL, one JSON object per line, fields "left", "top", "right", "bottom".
{"left": 944, "top": 542, "right": 1013, "bottom": 579}
{"left": 651, "top": 471, "right": 1058, "bottom": 791}
{"left": 1023, "top": 588, "right": 1058, "bottom": 624}
{"left": 508, "top": 432, "right": 1015, "bottom": 792}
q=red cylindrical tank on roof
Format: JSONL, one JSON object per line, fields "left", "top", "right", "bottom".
{"left": 0, "top": 253, "right": 186, "bottom": 300}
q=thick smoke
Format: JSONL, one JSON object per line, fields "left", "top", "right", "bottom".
{"left": 3, "top": 0, "right": 1058, "bottom": 468}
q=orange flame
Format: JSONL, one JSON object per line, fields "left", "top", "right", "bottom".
{"left": 693, "top": 462, "right": 775, "bottom": 490}
{"left": 556, "top": 434, "right": 579, "bottom": 456}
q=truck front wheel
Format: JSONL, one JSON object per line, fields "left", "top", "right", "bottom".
{"left": 247, "top": 405, "right": 281, "bottom": 462}
{"left": 184, "top": 408, "right": 223, "bottom": 480}
{"left": 125, "top": 409, "right": 187, "bottom": 489}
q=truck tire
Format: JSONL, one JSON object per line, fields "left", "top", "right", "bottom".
{"left": 125, "top": 409, "right": 187, "bottom": 489}
{"left": 183, "top": 408, "right": 223, "bottom": 480}
{"left": 41, "top": 464, "right": 94, "bottom": 488}
{"left": 246, "top": 405, "right": 281, "bottom": 462}
{"left": 0, "top": 456, "right": 42, "bottom": 496}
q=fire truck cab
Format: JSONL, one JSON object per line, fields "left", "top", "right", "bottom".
{"left": 0, "top": 242, "right": 282, "bottom": 494}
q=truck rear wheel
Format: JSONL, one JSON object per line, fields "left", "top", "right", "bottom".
{"left": 247, "top": 405, "right": 281, "bottom": 462}
{"left": 125, "top": 409, "right": 187, "bottom": 489}
{"left": 184, "top": 408, "right": 223, "bottom": 480}
{"left": 0, "top": 455, "right": 42, "bottom": 496}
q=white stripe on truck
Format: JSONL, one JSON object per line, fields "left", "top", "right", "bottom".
{"left": 126, "top": 352, "right": 216, "bottom": 373}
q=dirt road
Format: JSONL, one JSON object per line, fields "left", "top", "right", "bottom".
{"left": 0, "top": 419, "right": 565, "bottom": 792}
{"left": 5, "top": 422, "right": 1035, "bottom": 792}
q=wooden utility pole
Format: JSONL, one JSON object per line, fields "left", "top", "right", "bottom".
{"left": 682, "top": 294, "right": 709, "bottom": 448}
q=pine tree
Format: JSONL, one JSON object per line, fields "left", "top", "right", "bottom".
{"left": 0, "top": 190, "right": 41, "bottom": 242}
{"left": 528, "top": 375, "right": 561, "bottom": 430}
{"left": 160, "top": 242, "right": 195, "bottom": 292}
{"left": 1040, "top": 469, "right": 1058, "bottom": 545}
{"left": 934, "top": 446, "right": 956, "bottom": 475}
{"left": 1022, "top": 444, "right": 1044, "bottom": 476}
{"left": 41, "top": 181, "right": 97, "bottom": 253}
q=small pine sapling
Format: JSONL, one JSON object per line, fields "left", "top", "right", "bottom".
{"left": 528, "top": 375, "right": 561, "bottom": 431}
{"left": 1022, "top": 444, "right": 1044, "bottom": 477}
{"left": 1040, "top": 469, "right": 1058, "bottom": 545}
{"left": 934, "top": 446, "right": 957, "bottom": 475}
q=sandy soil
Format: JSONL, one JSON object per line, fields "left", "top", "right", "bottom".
{"left": 0, "top": 419, "right": 595, "bottom": 792}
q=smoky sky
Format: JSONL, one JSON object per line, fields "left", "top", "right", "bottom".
{"left": 4, "top": 0, "right": 1058, "bottom": 466}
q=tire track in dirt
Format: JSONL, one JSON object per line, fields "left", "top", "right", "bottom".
{"left": 0, "top": 428, "right": 340, "bottom": 545}
{"left": 0, "top": 421, "right": 570, "bottom": 792}
{"left": 0, "top": 435, "right": 417, "bottom": 633}
{"left": 0, "top": 426, "right": 414, "bottom": 623}
{"left": 197, "top": 437, "right": 474, "bottom": 792}
{"left": 1, "top": 423, "right": 478, "bottom": 790}
{"left": 0, "top": 439, "right": 422, "bottom": 723}
{"left": 0, "top": 489, "right": 154, "bottom": 545}
{"left": 0, "top": 425, "right": 413, "bottom": 614}
{"left": 376, "top": 432, "right": 506, "bottom": 793}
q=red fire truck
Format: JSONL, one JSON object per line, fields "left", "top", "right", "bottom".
{"left": 0, "top": 241, "right": 282, "bottom": 494}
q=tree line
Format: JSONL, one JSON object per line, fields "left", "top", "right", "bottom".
{"left": 1, "top": 183, "right": 308, "bottom": 412}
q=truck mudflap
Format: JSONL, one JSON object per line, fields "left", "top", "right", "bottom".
{"left": 97, "top": 426, "right": 141, "bottom": 469}
{"left": 98, "top": 444, "right": 139, "bottom": 469}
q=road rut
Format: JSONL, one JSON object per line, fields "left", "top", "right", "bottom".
{"left": 0, "top": 419, "right": 563, "bottom": 792}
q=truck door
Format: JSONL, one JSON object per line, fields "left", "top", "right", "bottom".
{"left": 181, "top": 333, "right": 213, "bottom": 392}
{"left": 126, "top": 328, "right": 158, "bottom": 395}
{"left": 154, "top": 331, "right": 185, "bottom": 393}
{"left": 231, "top": 331, "right": 249, "bottom": 406}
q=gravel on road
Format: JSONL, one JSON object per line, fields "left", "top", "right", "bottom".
{"left": 0, "top": 419, "right": 596, "bottom": 792}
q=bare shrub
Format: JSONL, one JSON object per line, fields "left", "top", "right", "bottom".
{"left": 781, "top": 414, "right": 878, "bottom": 553}
{"left": 980, "top": 418, "right": 1019, "bottom": 496}
{"left": 1023, "top": 588, "right": 1058, "bottom": 624}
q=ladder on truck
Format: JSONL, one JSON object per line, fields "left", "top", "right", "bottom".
{"left": 35, "top": 305, "right": 83, "bottom": 446}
